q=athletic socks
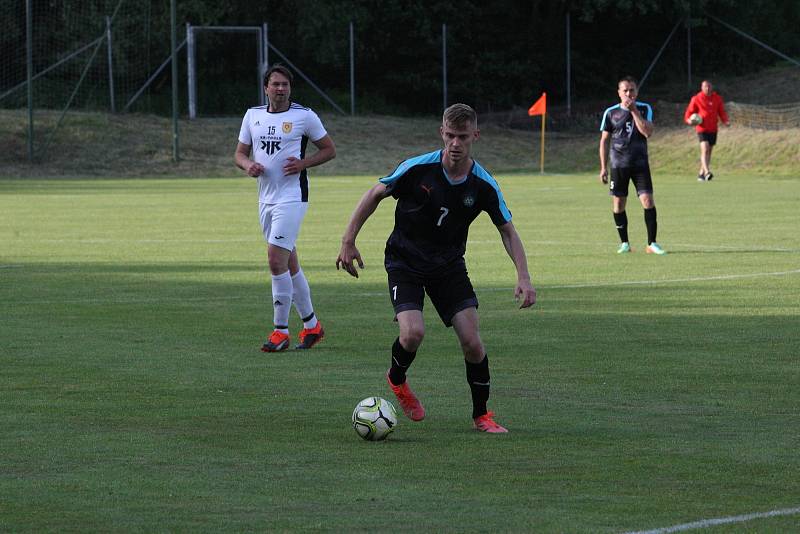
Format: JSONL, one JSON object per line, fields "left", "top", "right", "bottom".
{"left": 388, "top": 337, "right": 417, "bottom": 386}
{"left": 613, "top": 211, "right": 629, "bottom": 243}
{"left": 291, "top": 269, "right": 318, "bottom": 329}
{"left": 465, "top": 355, "right": 491, "bottom": 419}
{"left": 271, "top": 270, "right": 293, "bottom": 333}
{"left": 389, "top": 343, "right": 492, "bottom": 419}
{"left": 644, "top": 207, "right": 658, "bottom": 245}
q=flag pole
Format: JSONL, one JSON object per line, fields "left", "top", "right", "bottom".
{"left": 527, "top": 92, "right": 546, "bottom": 174}
{"left": 540, "top": 112, "right": 545, "bottom": 174}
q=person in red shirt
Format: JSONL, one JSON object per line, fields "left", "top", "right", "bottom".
{"left": 684, "top": 80, "right": 730, "bottom": 181}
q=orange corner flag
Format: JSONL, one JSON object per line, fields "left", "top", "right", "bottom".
{"left": 528, "top": 92, "right": 547, "bottom": 116}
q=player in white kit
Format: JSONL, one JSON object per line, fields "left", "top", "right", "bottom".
{"left": 235, "top": 64, "right": 336, "bottom": 352}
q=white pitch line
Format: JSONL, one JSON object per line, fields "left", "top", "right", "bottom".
{"left": 33, "top": 238, "right": 258, "bottom": 244}
{"left": 4, "top": 269, "right": 799, "bottom": 305}
{"left": 9, "top": 237, "right": 799, "bottom": 252}
{"left": 3, "top": 295, "right": 249, "bottom": 306}
{"left": 351, "top": 268, "right": 800, "bottom": 297}
{"left": 671, "top": 242, "right": 797, "bottom": 252}
{"left": 545, "top": 268, "right": 800, "bottom": 289}
{"left": 624, "top": 506, "right": 800, "bottom": 533}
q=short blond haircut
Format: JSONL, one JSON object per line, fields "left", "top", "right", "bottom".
{"left": 442, "top": 103, "right": 477, "bottom": 129}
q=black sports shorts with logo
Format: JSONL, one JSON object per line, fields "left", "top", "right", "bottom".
{"left": 697, "top": 132, "right": 717, "bottom": 146}
{"left": 387, "top": 265, "right": 478, "bottom": 327}
{"left": 609, "top": 167, "right": 653, "bottom": 197}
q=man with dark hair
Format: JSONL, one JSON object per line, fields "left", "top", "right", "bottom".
{"left": 336, "top": 103, "right": 537, "bottom": 433}
{"left": 235, "top": 64, "right": 336, "bottom": 351}
{"left": 599, "top": 76, "right": 666, "bottom": 255}
{"left": 684, "top": 79, "right": 730, "bottom": 181}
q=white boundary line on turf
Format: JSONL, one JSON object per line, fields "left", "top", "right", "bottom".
{"left": 12, "top": 238, "right": 800, "bottom": 252}
{"left": 544, "top": 268, "right": 800, "bottom": 290}
{"left": 351, "top": 268, "right": 800, "bottom": 297}
{"left": 6, "top": 268, "right": 800, "bottom": 305}
{"left": 670, "top": 242, "right": 796, "bottom": 251}
{"left": 623, "top": 506, "right": 800, "bottom": 534}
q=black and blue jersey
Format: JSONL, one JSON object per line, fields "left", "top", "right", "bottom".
{"left": 600, "top": 102, "right": 653, "bottom": 169}
{"left": 379, "top": 150, "right": 512, "bottom": 276}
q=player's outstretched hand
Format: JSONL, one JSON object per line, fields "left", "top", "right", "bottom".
{"left": 515, "top": 280, "right": 536, "bottom": 309}
{"left": 336, "top": 243, "right": 364, "bottom": 278}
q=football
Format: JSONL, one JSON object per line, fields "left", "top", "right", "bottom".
{"left": 688, "top": 113, "right": 703, "bottom": 126}
{"left": 352, "top": 397, "right": 398, "bottom": 441}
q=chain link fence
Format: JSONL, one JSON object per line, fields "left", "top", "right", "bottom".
{"left": 2, "top": 1, "right": 799, "bottom": 171}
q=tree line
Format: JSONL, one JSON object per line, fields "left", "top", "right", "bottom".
{"left": 4, "top": 0, "right": 799, "bottom": 116}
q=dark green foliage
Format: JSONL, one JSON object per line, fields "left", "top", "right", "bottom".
{"left": 2, "top": 0, "right": 799, "bottom": 115}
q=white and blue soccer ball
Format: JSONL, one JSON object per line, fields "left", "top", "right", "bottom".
{"left": 352, "top": 397, "right": 397, "bottom": 441}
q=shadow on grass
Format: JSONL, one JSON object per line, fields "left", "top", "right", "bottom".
{"left": 3, "top": 260, "right": 799, "bottom": 531}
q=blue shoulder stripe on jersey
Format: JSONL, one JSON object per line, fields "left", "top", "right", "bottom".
{"left": 599, "top": 104, "right": 620, "bottom": 131}
{"left": 637, "top": 101, "right": 653, "bottom": 121}
{"left": 472, "top": 161, "right": 512, "bottom": 222}
{"left": 379, "top": 150, "right": 442, "bottom": 185}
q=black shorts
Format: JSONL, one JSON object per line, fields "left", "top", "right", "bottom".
{"left": 698, "top": 132, "right": 717, "bottom": 146}
{"left": 609, "top": 167, "right": 653, "bottom": 197}
{"left": 387, "top": 266, "right": 478, "bottom": 327}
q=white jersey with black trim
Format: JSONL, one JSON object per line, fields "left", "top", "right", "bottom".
{"left": 238, "top": 102, "right": 327, "bottom": 204}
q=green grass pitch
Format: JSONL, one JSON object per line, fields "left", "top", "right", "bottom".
{"left": 1, "top": 173, "right": 799, "bottom": 532}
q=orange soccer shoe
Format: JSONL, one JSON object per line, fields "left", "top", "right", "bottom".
{"left": 386, "top": 372, "right": 426, "bottom": 421}
{"left": 261, "top": 330, "right": 290, "bottom": 352}
{"left": 473, "top": 411, "right": 509, "bottom": 433}
{"left": 296, "top": 322, "right": 325, "bottom": 350}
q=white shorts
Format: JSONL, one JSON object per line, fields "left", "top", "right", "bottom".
{"left": 258, "top": 202, "right": 308, "bottom": 251}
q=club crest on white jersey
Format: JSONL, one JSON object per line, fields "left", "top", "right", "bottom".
{"left": 238, "top": 103, "right": 327, "bottom": 204}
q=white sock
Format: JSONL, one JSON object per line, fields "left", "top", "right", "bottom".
{"left": 271, "top": 270, "right": 293, "bottom": 333}
{"left": 292, "top": 269, "right": 318, "bottom": 329}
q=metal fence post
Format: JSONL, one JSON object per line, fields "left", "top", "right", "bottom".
{"left": 186, "top": 22, "right": 196, "bottom": 119}
{"left": 268, "top": 22, "right": 269, "bottom": 68}
{"left": 350, "top": 21, "right": 355, "bottom": 115}
{"left": 257, "top": 26, "right": 264, "bottom": 106}
{"left": 171, "top": 0, "right": 179, "bottom": 161}
{"left": 106, "top": 16, "right": 116, "bottom": 113}
{"left": 26, "top": 0, "right": 33, "bottom": 162}
{"left": 442, "top": 23, "right": 447, "bottom": 111}
{"left": 687, "top": 5, "right": 692, "bottom": 90}
{"left": 262, "top": 23, "right": 269, "bottom": 106}
{"left": 566, "top": 12, "right": 571, "bottom": 117}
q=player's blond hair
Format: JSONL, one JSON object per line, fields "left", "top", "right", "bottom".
{"left": 443, "top": 103, "right": 477, "bottom": 129}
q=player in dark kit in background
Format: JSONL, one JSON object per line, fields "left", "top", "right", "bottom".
{"left": 684, "top": 79, "right": 730, "bottom": 181}
{"left": 336, "top": 104, "right": 536, "bottom": 433}
{"left": 599, "top": 76, "right": 666, "bottom": 255}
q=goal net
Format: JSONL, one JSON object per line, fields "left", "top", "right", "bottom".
{"left": 187, "top": 26, "right": 265, "bottom": 118}
{"left": 726, "top": 102, "right": 800, "bottom": 130}
{"left": 0, "top": 0, "right": 180, "bottom": 161}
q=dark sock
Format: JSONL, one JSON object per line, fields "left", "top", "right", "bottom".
{"left": 613, "top": 211, "right": 629, "bottom": 243}
{"left": 465, "top": 355, "right": 490, "bottom": 419}
{"left": 644, "top": 207, "right": 657, "bottom": 245}
{"left": 388, "top": 337, "right": 416, "bottom": 385}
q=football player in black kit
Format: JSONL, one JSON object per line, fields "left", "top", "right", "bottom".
{"left": 336, "top": 104, "right": 536, "bottom": 433}
{"left": 599, "top": 76, "right": 666, "bottom": 255}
